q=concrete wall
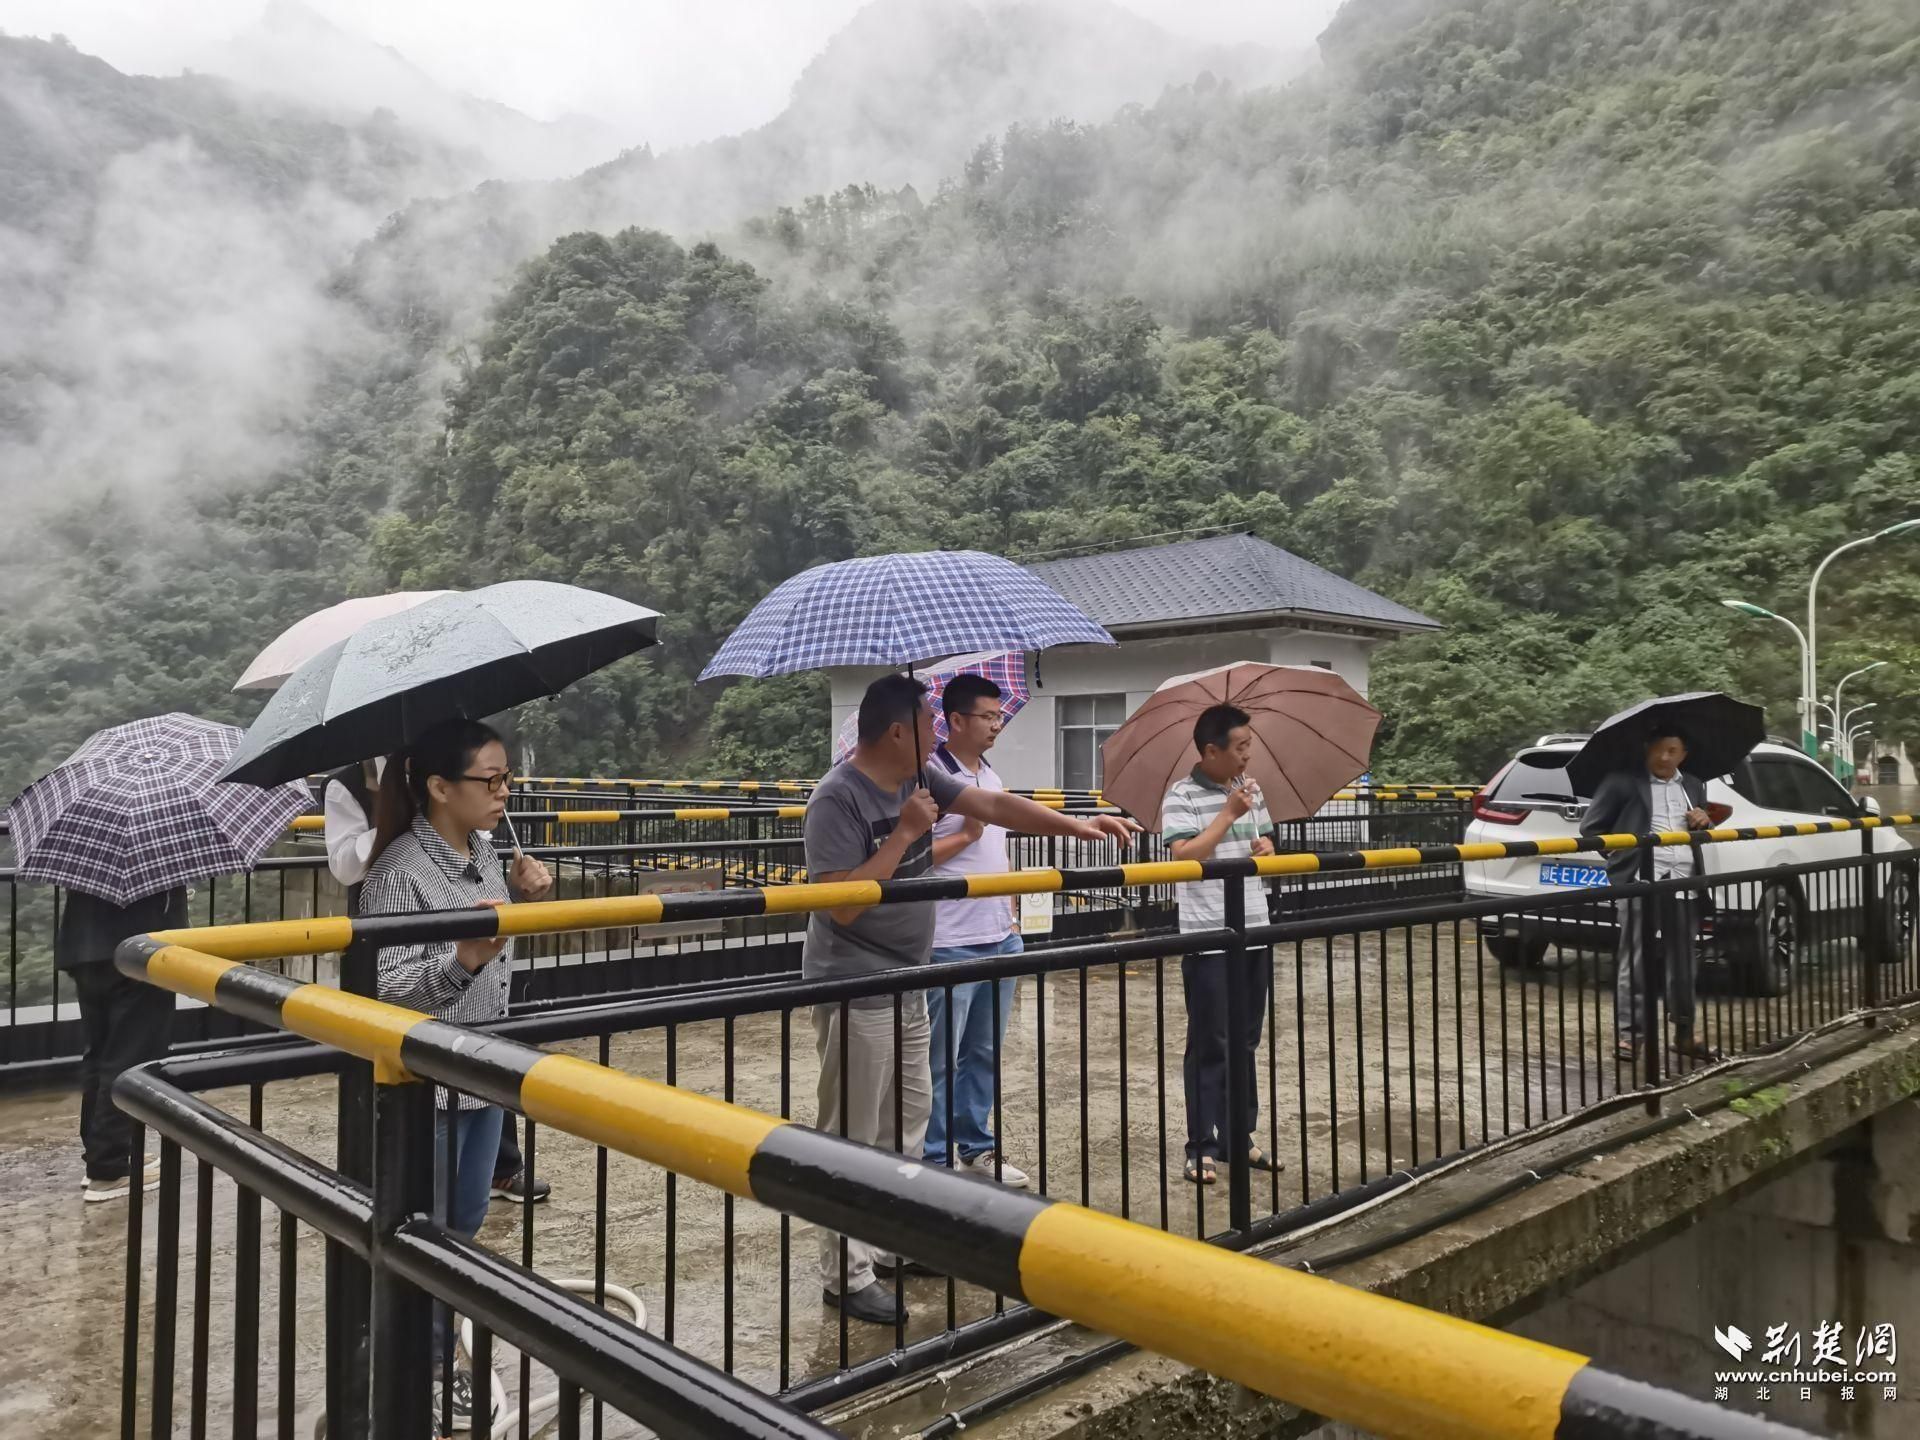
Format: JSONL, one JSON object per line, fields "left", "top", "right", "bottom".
{"left": 826, "top": 627, "right": 1377, "bottom": 791}
{"left": 1502, "top": 1103, "right": 1920, "bottom": 1439}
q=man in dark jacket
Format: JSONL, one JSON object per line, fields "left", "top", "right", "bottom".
{"left": 57, "top": 885, "right": 186, "bottom": 1201}
{"left": 1578, "top": 726, "right": 1722, "bottom": 1063}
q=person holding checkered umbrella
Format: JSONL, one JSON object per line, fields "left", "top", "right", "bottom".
{"left": 3, "top": 715, "right": 310, "bottom": 1202}
{"left": 703, "top": 551, "right": 1141, "bottom": 1327}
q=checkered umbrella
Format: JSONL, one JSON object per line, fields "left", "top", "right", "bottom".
{"left": 3, "top": 714, "right": 311, "bottom": 905}
{"left": 832, "top": 650, "right": 1029, "bottom": 764}
{"left": 699, "top": 550, "right": 1113, "bottom": 680}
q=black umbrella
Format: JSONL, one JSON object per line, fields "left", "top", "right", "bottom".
{"left": 219, "top": 581, "right": 661, "bottom": 786}
{"left": 1567, "top": 691, "right": 1766, "bottom": 797}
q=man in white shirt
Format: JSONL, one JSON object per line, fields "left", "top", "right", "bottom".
{"left": 1579, "top": 726, "right": 1722, "bottom": 1063}
{"left": 1161, "top": 704, "right": 1281, "bottom": 1186}
{"left": 923, "top": 675, "right": 1030, "bottom": 1188}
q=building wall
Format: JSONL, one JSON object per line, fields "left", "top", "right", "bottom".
{"left": 826, "top": 627, "right": 1378, "bottom": 791}
{"left": 1864, "top": 741, "right": 1916, "bottom": 787}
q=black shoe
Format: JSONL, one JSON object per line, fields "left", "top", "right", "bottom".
{"left": 436, "top": 1367, "right": 502, "bottom": 1434}
{"left": 873, "top": 1256, "right": 943, "bottom": 1279}
{"left": 823, "top": 1283, "right": 907, "bottom": 1326}
{"left": 490, "top": 1169, "right": 550, "bottom": 1203}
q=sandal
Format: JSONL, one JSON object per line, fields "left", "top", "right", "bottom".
{"left": 1615, "top": 1037, "right": 1639, "bottom": 1060}
{"left": 1184, "top": 1158, "right": 1217, "bottom": 1185}
{"left": 1243, "top": 1146, "right": 1282, "bottom": 1173}
{"left": 1672, "top": 1037, "right": 1723, "bottom": 1063}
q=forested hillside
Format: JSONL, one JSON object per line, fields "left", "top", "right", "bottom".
{"left": 5, "top": 0, "right": 1918, "bottom": 793}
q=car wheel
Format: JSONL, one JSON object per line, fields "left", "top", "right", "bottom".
{"left": 1878, "top": 862, "right": 1917, "bottom": 965}
{"left": 1485, "top": 934, "right": 1549, "bottom": 968}
{"left": 1733, "top": 879, "right": 1800, "bottom": 996}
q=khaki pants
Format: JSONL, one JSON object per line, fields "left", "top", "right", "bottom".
{"left": 813, "top": 996, "right": 931, "bottom": 1293}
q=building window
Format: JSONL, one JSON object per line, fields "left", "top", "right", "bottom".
{"left": 1058, "top": 693, "right": 1128, "bottom": 790}
{"left": 1310, "top": 660, "right": 1333, "bottom": 670}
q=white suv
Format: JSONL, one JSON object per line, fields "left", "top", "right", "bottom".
{"left": 1464, "top": 737, "right": 1914, "bottom": 995}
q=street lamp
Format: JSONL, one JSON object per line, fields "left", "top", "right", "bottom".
{"left": 1846, "top": 726, "right": 1874, "bottom": 779}
{"left": 1722, "top": 599, "right": 1812, "bottom": 746}
{"left": 1831, "top": 660, "right": 1888, "bottom": 748}
{"left": 1842, "top": 702, "right": 1878, "bottom": 734}
{"left": 1808, "top": 520, "right": 1920, "bottom": 750}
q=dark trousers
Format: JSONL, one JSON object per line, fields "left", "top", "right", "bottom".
{"left": 1613, "top": 893, "right": 1699, "bottom": 1036}
{"left": 1180, "top": 949, "right": 1273, "bottom": 1163}
{"left": 71, "top": 961, "right": 176, "bottom": 1181}
{"left": 495, "top": 1112, "right": 523, "bottom": 1180}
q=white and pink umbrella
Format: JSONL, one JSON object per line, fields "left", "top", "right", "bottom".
{"left": 832, "top": 651, "right": 1029, "bottom": 764}
{"left": 233, "top": 592, "right": 454, "bottom": 692}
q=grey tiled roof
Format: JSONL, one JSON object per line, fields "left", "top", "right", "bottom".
{"left": 1023, "top": 533, "right": 1438, "bottom": 635}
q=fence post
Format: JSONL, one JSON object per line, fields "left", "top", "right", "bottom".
{"left": 1638, "top": 845, "right": 1662, "bottom": 1110}
{"left": 1223, "top": 875, "right": 1252, "bottom": 1236}
{"left": 370, "top": 1079, "right": 435, "bottom": 1439}
{"left": 1862, "top": 824, "right": 1882, "bottom": 1014}
{"left": 327, "top": 935, "right": 378, "bottom": 1440}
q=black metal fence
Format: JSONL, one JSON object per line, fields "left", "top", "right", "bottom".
{"left": 2, "top": 797, "right": 1476, "bottom": 1082}
{"left": 108, "top": 821, "right": 1911, "bottom": 1437}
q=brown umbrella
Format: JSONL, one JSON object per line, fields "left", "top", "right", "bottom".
{"left": 1100, "top": 663, "right": 1381, "bottom": 828}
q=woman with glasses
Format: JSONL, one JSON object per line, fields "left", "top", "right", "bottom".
{"left": 360, "top": 716, "right": 554, "bottom": 1428}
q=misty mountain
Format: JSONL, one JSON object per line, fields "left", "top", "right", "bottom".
{"left": 195, "top": 1, "right": 625, "bottom": 181}
{"left": 349, "top": 0, "right": 1305, "bottom": 340}
{"left": 590, "top": 0, "right": 1296, "bottom": 220}
{"left": 10, "top": 0, "right": 1916, "bottom": 796}
{"left": 0, "top": 31, "right": 481, "bottom": 526}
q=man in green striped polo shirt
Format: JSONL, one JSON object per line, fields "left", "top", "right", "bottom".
{"left": 1162, "top": 703, "right": 1281, "bottom": 1186}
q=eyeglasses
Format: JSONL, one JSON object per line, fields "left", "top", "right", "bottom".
{"left": 955, "top": 709, "right": 1004, "bottom": 723}
{"left": 454, "top": 772, "right": 515, "bottom": 795}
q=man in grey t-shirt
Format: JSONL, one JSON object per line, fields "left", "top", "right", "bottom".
{"left": 807, "top": 672, "right": 1139, "bottom": 1325}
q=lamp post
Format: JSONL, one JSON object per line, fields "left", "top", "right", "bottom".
{"left": 1846, "top": 726, "right": 1874, "bottom": 782}
{"left": 1808, "top": 520, "right": 1920, "bottom": 751}
{"left": 1722, "top": 599, "right": 1812, "bottom": 749}
{"left": 1831, "top": 660, "right": 1888, "bottom": 757}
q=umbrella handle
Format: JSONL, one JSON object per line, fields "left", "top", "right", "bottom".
{"left": 502, "top": 811, "right": 525, "bottom": 859}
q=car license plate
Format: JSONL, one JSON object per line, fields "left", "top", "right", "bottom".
{"left": 1539, "top": 863, "right": 1607, "bottom": 888}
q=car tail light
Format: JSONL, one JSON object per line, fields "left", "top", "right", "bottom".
{"left": 1472, "top": 762, "right": 1525, "bottom": 825}
{"left": 1705, "top": 801, "right": 1733, "bottom": 826}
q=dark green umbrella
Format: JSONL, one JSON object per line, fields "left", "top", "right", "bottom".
{"left": 219, "top": 581, "right": 660, "bottom": 786}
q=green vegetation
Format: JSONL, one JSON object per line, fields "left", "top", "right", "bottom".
{"left": 5, "top": 0, "right": 1919, "bottom": 794}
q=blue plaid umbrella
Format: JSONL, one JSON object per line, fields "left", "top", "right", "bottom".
{"left": 3, "top": 714, "right": 311, "bottom": 905}
{"left": 699, "top": 551, "right": 1113, "bottom": 680}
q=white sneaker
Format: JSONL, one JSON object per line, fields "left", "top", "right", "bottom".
{"left": 961, "top": 1152, "right": 1030, "bottom": 1188}
{"left": 83, "top": 1158, "right": 162, "bottom": 1203}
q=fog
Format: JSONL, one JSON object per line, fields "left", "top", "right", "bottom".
{"left": 0, "top": 0, "right": 1340, "bottom": 545}
{"left": 0, "top": 0, "right": 1343, "bottom": 150}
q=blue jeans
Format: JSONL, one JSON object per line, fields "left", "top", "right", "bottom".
{"left": 433, "top": 1104, "right": 504, "bottom": 1373}
{"left": 924, "top": 934, "right": 1022, "bottom": 1164}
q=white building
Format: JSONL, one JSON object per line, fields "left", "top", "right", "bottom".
{"left": 825, "top": 533, "right": 1440, "bottom": 792}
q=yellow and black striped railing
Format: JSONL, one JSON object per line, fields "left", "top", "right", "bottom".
{"left": 251, "top": 814, "right": 1920, "bottom": 948}
{"left": 115, "top": 934, "right": 1808, "bottom": 1440}
{"left": 517, "top": 776, "right": 1480, "bottom": 804}
{"left": 520, "top": 777, "right": 816, "bottom": 793}
{"left": 286, "top": 799, "right": 1122, "bottom": 834}
{"left": 287, "top": 805, "right": 815, "bottom": 834}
